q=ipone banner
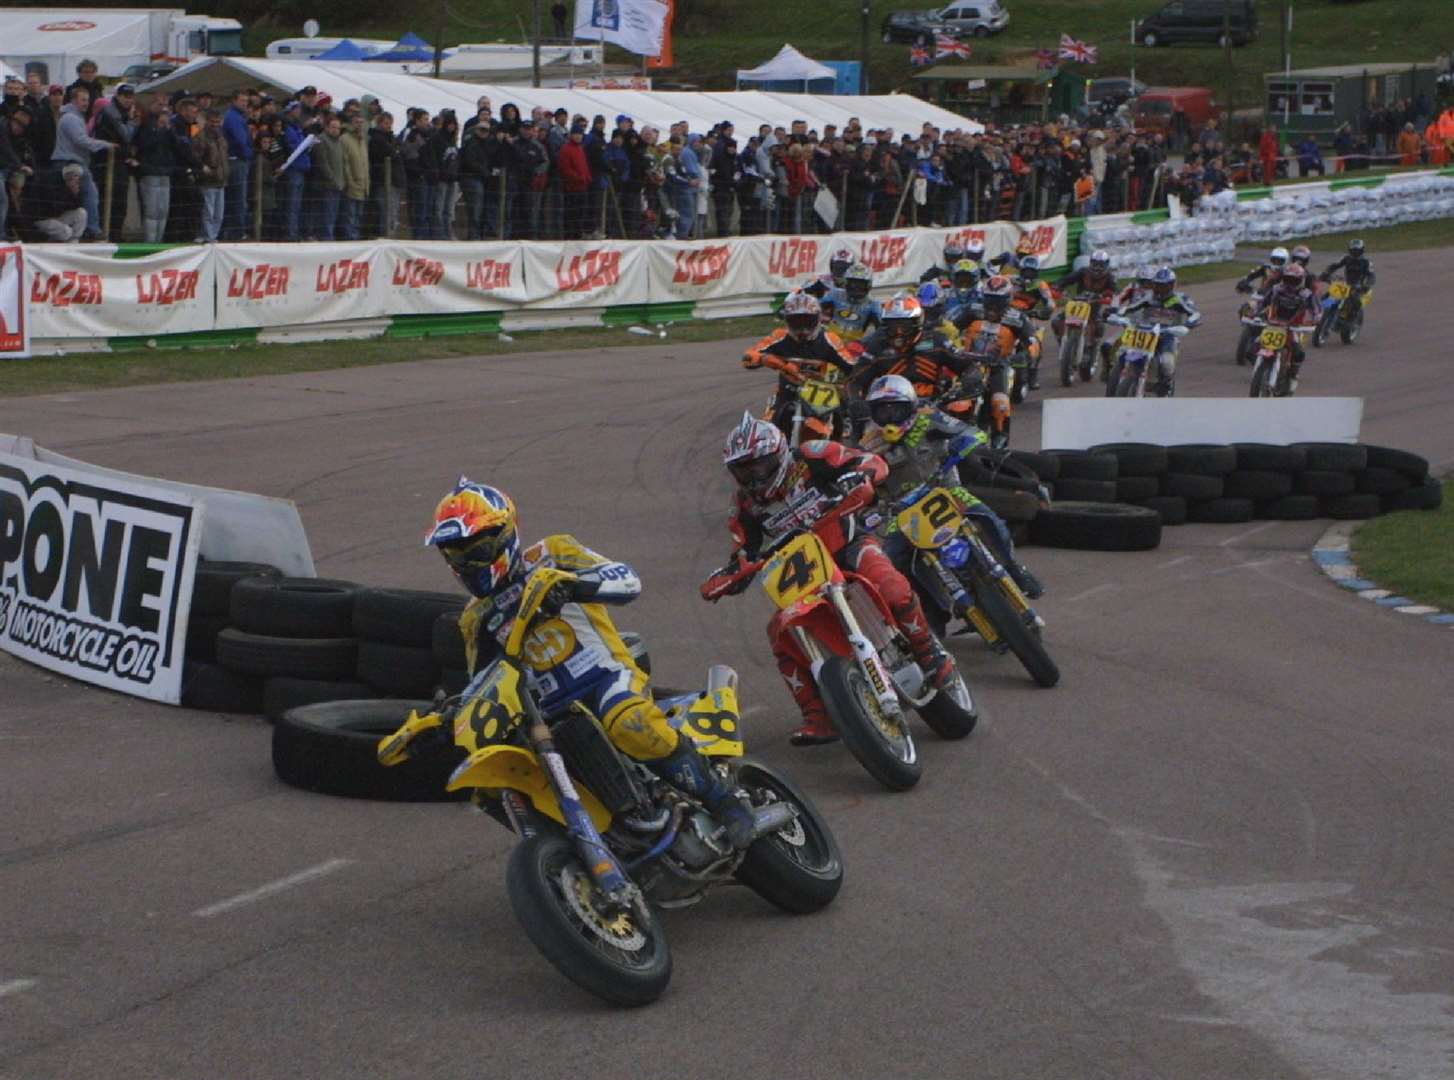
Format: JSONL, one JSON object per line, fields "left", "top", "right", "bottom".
{"left": 0, "top": 452, "right": 202, "bottom": 704}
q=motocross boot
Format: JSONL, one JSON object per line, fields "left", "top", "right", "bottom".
{"left": 777, "top": 653, "right": 840, "bottom": 746}
{"left": 649, "top": 740, "right": 759, "bottom": 850}
{"left": 898, "top": 606, "right": 956, "bottom": 690}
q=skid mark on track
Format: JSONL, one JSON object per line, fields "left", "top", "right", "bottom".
{"left": 1016, "top": 755, "right": 1454, "bottom": 1080}
{"left": 192, "top": 858, "right": 354, "bottom": 918}
{"left": 0, "top": 979, "right": 37, "bottom": 999}
{"left": 1217, "top": 522, "right": 1279, "bottom": 547}
{"left": 1066, "top": 583, "right": 1117, "bottom": 603}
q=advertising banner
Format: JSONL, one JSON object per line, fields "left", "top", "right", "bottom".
{"left": 215, "top": 242, "right": 381, "bottom": 330}
{"left": 0, "top": 244, "right": 29, "bottom": 358}
{"left": 0, "top": 449, "right": 202, "bottom": 704}
{"left": 518, "top": 240, "right": 650, "bottom": 308}
{"left": 26, "top": 244, "right": 213, "bottom": 339}
{"left": 644, "top": 237, "right": 754, "bottom": 303}
{"left": 1041, "top": 397, "right": 1364, "bottom": 450}
{"left": 378, "top": 241, "right": 530, "bottom": 315}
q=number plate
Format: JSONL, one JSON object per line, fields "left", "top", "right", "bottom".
{"left": 1259, "top": 327, "right": 1288, "bottom": 350}
{"left": 453, "top": 662, "right": 525, "bottom": 752}
{"left": 798, "top": 378, "right": 841, "bottom": 411}
{"left": 1328, "top": 281, "right": 1350, "bottom": 300}
{"left": 761, "top": 532, "right": 835, "bottom": 610}
{"left": 1065, "top": 300, "right": 1092, "bottom": 321}
{"left": 1120, "top": 328, "right": 1157, "bottom": 351}
{"left": 896, "top": 488, "right": 964, "bottom": 550}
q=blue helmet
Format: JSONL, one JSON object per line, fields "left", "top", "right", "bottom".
{"left": 1151, "top": 266, "right": 1177, "bottom": 300}
{"left": 917, "top": 280, "right": 947, "bottom": 324}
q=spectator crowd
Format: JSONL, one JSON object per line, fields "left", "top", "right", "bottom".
{"left": 3, "top": 59, "right": 1452, "bottom": 245}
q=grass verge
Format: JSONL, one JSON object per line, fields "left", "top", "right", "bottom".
{"left": 1351, "top": 480, "right": 1454, "bottom": 611}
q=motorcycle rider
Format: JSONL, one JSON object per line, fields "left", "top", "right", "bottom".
{"left": 920, "top": 238, "right": 966, "bottom": 284}
{"left": 1052, "top": 249, "right": 1119, "bottom": 368}
{"left": 1116, "top": 266, "right": 1201, "bottom": 397}
{"left": 917, "top": 279, "right": 961, "bottom": 345}
{"left": 1255, "top": 262, "right": 1319, "bottom": 394}
{"left": 701, "top": 412, "right": 958, "bottom": 746}
{"left": 743, "top": 289, "right": 858, "bottom": 436}
{"left": 1289, "top": 244, "right": 1313, "bottom": 270}
{"left": 1115, "top": 265, "right": 1156, "bottom": 310}
{"left": 857, "top": 373, "right": 1043, "bottom": 601}
{"left": 944, "top": 259, "right": 984, "bottom": 326}
{"left": 803, "top": 246, "right": 855, "bottom": 300}
{"left": 850, "top": 294, "right": 981, "bottom": 414}
{"left": 1235, "top": 246, "right": 1290, "bottom": 295}
{"left": 957, "top": 274, "right": 1029, "bottom": 447}
{"left": 1009, "top": 255, "right": 1056, "bottom": 392}
{"left": 1318, "top": 238, "right": 1376, "bottom": 315}
{"left": 426, "top": 478, "right": 761, "bottom": 848}
{"left": 822, "top": 260, "right": 883, "bottom": 343}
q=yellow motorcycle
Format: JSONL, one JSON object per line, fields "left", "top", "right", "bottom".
{"left": 377, "top": 567, "right": 842, "bottom": 1007}
{"left": 892, "top": 479, "right": 1059, "bottom": 688}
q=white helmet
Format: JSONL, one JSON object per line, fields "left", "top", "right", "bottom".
{"left": 781, "top": 290, "right": 823, "bottom": 342}
{"left": 865, "top": 374, "right": 919, "bottom": 442}
{"left": 1269, "top": 246, "right": 1290, "bottom": 268}
{"left": 964, "top": 237, "right": 986, "bottom": 262}
{"left": 724, "top": 410, "right": 792, "bottom": 499}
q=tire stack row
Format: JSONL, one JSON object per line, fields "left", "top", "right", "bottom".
{"left": 1081, "top": 442, "right": 1440, "bottom": 526}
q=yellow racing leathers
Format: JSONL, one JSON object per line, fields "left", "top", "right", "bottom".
{"left": 457, "top": 534, "right": 678, "bottom": 761}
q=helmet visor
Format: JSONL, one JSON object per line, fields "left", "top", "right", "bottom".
{"left": 786, "top": 313, "right": 819, "bottom": 339}
{"left": 846, "top": 280, "right": 869, "bottom": 302}
{"left": 869, "top": 399, "right": 916, "bottom": 429}
{"left": 729, "top": 453, "right": 783, "bottom": 493}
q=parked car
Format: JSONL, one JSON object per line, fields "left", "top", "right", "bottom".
{"left": 118, "top": 62, "right": 178, "bottom": 86}
{"left": 1132, "top": 87, "right": 1222, "bottom": 145}
{"left": 881, "top": 11, "right": 960, "bottom": 43}
{"left": 931, "top": 1, "right": 1009, "bottom": 37}
{"left": 1136, "top": 0, "right": 1256, "bottom": 47}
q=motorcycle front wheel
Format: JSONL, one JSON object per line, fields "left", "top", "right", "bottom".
{"left": 1341, "top": 307, "right": 1362, "bottom": 345}
{"left": 506, "top": 829, "right": 672, "bottom": 1007}
{"left": 1059, "top": 328, "right": 1080, "bottom": 387}
{"left": 1249, "top": 357, "right": 1273, "bottom": 398}
{"left": 1312, "top": 309, "right": 1334, "bottom": 348}
{"left": 916, "top": 669, "right": 979, "bottom": 739}
{"left": 732, "top": 759, "right": 845, "bottom": 913}
{"left": 1236, "top": 323, "right": 1257, "bottom": 363}
{"left": 1104, "top": 359, "right": 1122, "bottom": 398}
{"left": 968, "top": 567, "right": 1060, "bottom": 688}
{"left": 818, "top": 655, "right": 922, "bottom": 791}
{"left": 1114, "top": 363, "right": 1143, "bottom": 398}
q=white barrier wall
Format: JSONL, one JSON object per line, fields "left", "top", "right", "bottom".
{"left": 19, "top": 218, "right": 1071, "bottom": 341}
{"left": 1041, "top": 397, "right": 1365, "bottom": 450}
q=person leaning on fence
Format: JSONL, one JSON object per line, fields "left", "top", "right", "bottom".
{"left": 1296, "top": 134, "right": 1325, "bottom": 177}
{"left": 277, "top": 101, "right": 312, "bottom": 242}
{"left": 340, "top": 112, "right": 370, "bottom": 241}
{"left": 51, "top": 86, "right": 117, "bottom": 240}
{"left": 17, "top": 162, "right": 87, "bottom": 241}
{"left": 222, "top": 88, "right": 254, "bottom": 240}
{"left": 94, "top": 83, "right": 137, "bottom": 242}
{"left": 133, "top": 102, "right": 180, "bottom": 243}
{"left": 195, "top": 107, "right": 229, "bottom": 242}
{"left": 368, "top": 111, "right": 404, "bottom": 238}
{"left": 312, "top": 113, "right": 345, "bottom": 241}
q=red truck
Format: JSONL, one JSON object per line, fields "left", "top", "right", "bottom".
{"left": 1132, "top": 87, "right": 1222, "bottom": 145}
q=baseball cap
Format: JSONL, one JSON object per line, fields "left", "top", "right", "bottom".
{"left": 300, "top": 85, "right": 318, "bottom": 95}
{"left": 115, "top": 83, "right": 135, "bottom": 95}
{"left": 49, "top": 83, "right": 64, "bottom": 94}
{"left": 615, "top": 113, "right": 631, "bottom": 124}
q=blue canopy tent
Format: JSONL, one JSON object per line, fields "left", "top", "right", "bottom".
{"left": 312, "top": 39, "right": 369, "bottom": 61}
{"left": 367, "top": 32, "right": 445, "bottom": 63}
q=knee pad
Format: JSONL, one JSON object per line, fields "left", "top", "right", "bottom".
{"left": 601, "top": 697, "right": 679, "bottom": 761}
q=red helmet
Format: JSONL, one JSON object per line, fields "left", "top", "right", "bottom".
{"left": 1278, "top": 263, "right": 1307, "bottom": 294}
{"left": 881, "top": 293, "right": 924, "bottom": 350}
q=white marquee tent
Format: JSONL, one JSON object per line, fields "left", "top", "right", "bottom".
{"left": 736, "top": 45, "right": 836, "bottom": 90}
{"left": 143, "top": 56, "right": 983, "bottom": 135}
{"left": 0, "top": 10, "right": 152, "bottom": 81}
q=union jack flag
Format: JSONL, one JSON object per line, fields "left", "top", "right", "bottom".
{"left": 935, "top": 34, "right": 972, "bottom": 60}
{"left": 910, "top": 44, "right": 932, "bottom": 66}
{"left": 1058, "top": 33, "right": 1098, "bottom": 64}
{"left": 1034, "top": 48, "right": 1057, "bottom": 70}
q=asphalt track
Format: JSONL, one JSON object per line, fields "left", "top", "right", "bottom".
{"left": 2, "top": 248, "right": 1453, "bottom": 1080}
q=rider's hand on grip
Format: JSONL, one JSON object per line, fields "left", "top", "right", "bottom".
{"left": 1235, "top": 280, "right": 1252, "bottom": 294}
{"left": 834, "top": 470, "right": 870, "bottom": 497}
{"left": 741, "top": 350, "right": 763, "bottom": 369}
{"left": 539, "top": 580, "right": 576, "bottom": 617}
{"left": 701, "top": 564, "right": 752, "bottom": 602}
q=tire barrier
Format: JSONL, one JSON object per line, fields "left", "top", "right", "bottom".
{"left": 1007, "top": 441, "right": 1440, "bottom": 547}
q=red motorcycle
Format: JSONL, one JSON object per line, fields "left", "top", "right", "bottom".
{"left": 704, "top": 484, "right": 977, "bottom": 792}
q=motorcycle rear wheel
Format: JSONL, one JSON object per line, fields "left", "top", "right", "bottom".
{"left": 1059, "top": 328, "right": 1080, "bottom": 387}
{"left": 968, "top": 567, "right": 1059, "bottom": 688}
{"left": 732, "top": 759, "right": 844, "bottom": 913}
{"left": 818, "top": 655, "right": 921, "bottom": 791}
{"left": 506, "top": 829, "right": 672, "bottom": 1007}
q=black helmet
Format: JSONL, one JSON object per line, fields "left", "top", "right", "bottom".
{"left": 1348, "top": 238, "right": 1365, "bottom": 257}
{"left": 942, "top": 240, "right": 965, "bottom": 268}
{"left": 1290, "top": 244, "right": 1311, "bottom": 267}
{"left": 828, "top": 246, "right": 854, "bottom": 285}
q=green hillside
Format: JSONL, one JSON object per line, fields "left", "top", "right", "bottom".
{"left": 242, "top": 0, "right": 1451, "bottom": 106}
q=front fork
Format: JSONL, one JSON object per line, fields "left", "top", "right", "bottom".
{"left": 791, "top": 583, "right": 902, "bottom": 719}
{"left": 521, "top": 692, "right": 636, "bottom": 908}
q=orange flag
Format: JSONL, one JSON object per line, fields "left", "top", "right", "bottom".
{"left": 647, "top": 0, "right": 674, "bottom": 68}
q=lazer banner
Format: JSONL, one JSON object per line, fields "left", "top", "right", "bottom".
{"left": 0, "top": 244, "right": 29, "bottom": 359}
{"left": 214, "top": 242, "right": 382, "bottom": 330}
{"left": 0, "top": 451, "right": 202, "bottom": 704}
{"left": 380, "top": 241, "right": 530, "bottom": 315}
{"left": 25, "top": 244, "right": 213, "bottom": 339}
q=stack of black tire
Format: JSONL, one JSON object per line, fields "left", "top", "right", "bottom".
{"left": 1080, "top": 442, "right": 1440, "bottom": 526}
{"left": 182, "top": 560, "right": 285, "bottom": 714}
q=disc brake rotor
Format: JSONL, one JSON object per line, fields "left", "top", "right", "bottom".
{"left": 559, "top": 867, "right": 647, "bottom": 951}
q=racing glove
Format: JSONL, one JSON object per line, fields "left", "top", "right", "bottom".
{"left": 538, "top": 580, "right": 579, "bottom": 616}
